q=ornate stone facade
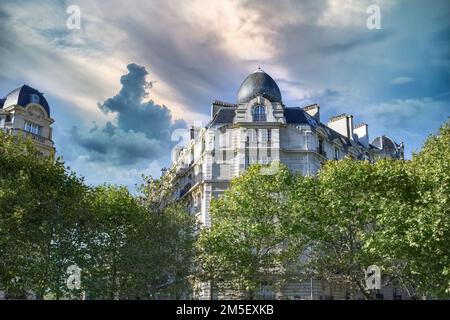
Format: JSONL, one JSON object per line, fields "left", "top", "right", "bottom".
{"left": 167, "top": 68, "right": 403, "bottom": 226}
{"left": 166, "top": 68, "right": 405, "bottom": 300}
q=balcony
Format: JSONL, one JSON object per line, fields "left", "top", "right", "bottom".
{"left": 178, "top": 173, "right": 203, "bottom": 200}
{"left": 179, "top": 182, "right": 192, "bottom": 198}
{"left": 4, "top": 128, "right": 52, "bottom": 145}
{"left": 175, "top": 163, "right": 188, "bottom": 176}
{"left": 193, "top": 173, "right": 203, "bottom": 185}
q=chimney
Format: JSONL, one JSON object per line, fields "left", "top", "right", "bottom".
{"left": 303, "top": 104, "right": 320, "bottom": 121}
{"left": 328, "top": 114, "right": 354, "bottom": 139}
{"left": 354, "top": 123, "right": 369, "bottom": 148}
{"left": 190, "top": 126, "right": 200, "bottom": 140}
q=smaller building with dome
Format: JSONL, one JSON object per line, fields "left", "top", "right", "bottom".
{"left": 164, "top": 67, "right": 404, "bottom": 300}
{"left": 0, "top": 85, "right": 55, "bottom": 158}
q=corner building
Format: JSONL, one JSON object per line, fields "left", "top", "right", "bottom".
{"left": 1, "top": 85, "right": 55, "bottom": 158}
{"left": 167, "top": 68, "right": 405, "bottom": 300}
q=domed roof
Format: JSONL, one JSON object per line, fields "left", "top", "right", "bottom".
{"left": 2, "top": 85, "right": 50, "bottom": 116}
{"left": 237, "top": 67, "right": 282, "bottom": 104}
{"left": 372, "top": 135, "right": 398, "bottom": 152}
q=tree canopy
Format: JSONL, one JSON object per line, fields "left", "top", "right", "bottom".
{"left": 196, "top": 163, "right": 305, "bottom": 299}
{"left": 1, "top": 120, "right": 448, "bottom": 299}
{"left": 0, "top": 131, "right": 196, "bottom": 299}
{"left": 198, "top": 120, "right": 450, "bottom": 299}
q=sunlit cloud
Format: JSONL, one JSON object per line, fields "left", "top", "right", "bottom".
{"left": 0, "top": 0, "right": 449, "bottom": 187}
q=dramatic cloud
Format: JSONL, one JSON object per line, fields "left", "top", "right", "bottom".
{"left": 0, "top": 0, "right": 449, "bottom": 186}
{"left": 71, "top": 63, "right": 186, "bottom": 165}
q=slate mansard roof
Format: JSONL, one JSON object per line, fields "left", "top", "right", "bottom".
{"left": 206, "top": 68, "right": 401, "bottom": 154}
{"left": 209, "top": 105, "right": 310, "bottom": 127}
{"left": 207, "top": 105, "right": 372, "bottom": 152}
{"left": 1, "top": 85, "right": 51, "bottom": 116}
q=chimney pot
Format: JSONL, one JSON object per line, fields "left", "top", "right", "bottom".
{"left": 327, "top": 114, "right": 354, "bottom": 139}
{"left": 302, "top": 104, "right": 320, "bottom": 121}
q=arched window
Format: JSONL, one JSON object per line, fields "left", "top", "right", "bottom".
{"left": 252, "top": 105, "right": 266, "bottom": 122}
{"left": 29, "top": 94, "right": 40, "bottom": 104}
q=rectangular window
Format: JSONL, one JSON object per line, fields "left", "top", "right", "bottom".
{"left": 318, "top": 138, "right": 326, "bottom": 157}
{"left": 220, "top": 131, "right": 231, "bottom": 148}
{"left": 259, "top": 129, "right": 268, "bottom": 142}
{"left": 207, "top": 134, "right": 214, "bottom": 151}
{"left": 249, "top": 129, "right": 258, "bottom": 143}
{"left": 268, "top": 129, "right": 272, "bottom": 143}
{"left": 334, "top": 148, "right": 340, "bottom": 160}
{"left": 24, "top": 121, "right": 41, "bottom": 135}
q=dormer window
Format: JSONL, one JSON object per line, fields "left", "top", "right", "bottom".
{"left": 30, "top": 93, "right": 40, "bottom": 104}
{"left": 252, "top": 105, "right": 266, "bottom": 122}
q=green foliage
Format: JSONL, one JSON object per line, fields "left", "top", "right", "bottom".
{"left": 0, "top": 131, "right": 197, "bottom": 299}
{"left": 410, "top": 121, "right": 450, "bottom": 298}
{"left": 197, "top": 163, "right": 305, "bottom": 299}
{"left": 80, "top": 185, "right": 146, "bottom": 299}
{"left": 295, "top": 120, "right": 450, "bottom": 299}
{"left": 0, "top": 131, "right": 89, "bottom": 299}
{"left": 295, "top": 158, "right": 381, "bottom": 298}
{"left": 1, "top": 119, "right": 448, "bottom": 300}
{"left": 369, "top": 120, "right": 450, "bottom": 298}
{"left": 142, "top": 202, "right": 198, "bottom": 299}
{"left": 138, "top": 176, "right": 198, "bottom": 299}
{"left": 196, "top": 120, "right": 449, "bottom": 300}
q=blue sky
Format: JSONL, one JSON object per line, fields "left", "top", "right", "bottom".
{"left": 0, "top": 0, "right": 449, "bottom": 190}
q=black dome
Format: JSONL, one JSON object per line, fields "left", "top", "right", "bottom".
{"left": 2, "top": 85, "right": 51, "bottom": 116}
{"left": 237, "top": 68, "right": 282, "bottom": 104}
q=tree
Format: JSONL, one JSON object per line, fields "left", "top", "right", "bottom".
{"left": 3, "top": 120, "right": 448, "bottom": 300}
{"left": 0, "top": 131, "right": 198, "bottom": 300}
{"left": 196, "top": 163, "right": 305, "bottom": 299}
{"left": 295, "top": 156, "right": 425, "bottom": 299}
{"left": 370, "top": 120, "right": 450, "bottom": 299}
{"left": 0, "top": 131, "right": 90, "bottom": 299}
{"left": 80, "top": 185, "right": 147, "bottom": 299}
{"left": 294, "top": 120, "right": 450, "bottom": 299}
{"left": 294, "top": 158, "right": 388, "bottom": 299}
{"left": 136, "top": 176, "right": 198, "bottom": 299}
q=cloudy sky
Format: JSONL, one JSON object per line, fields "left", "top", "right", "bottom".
{"left": 1, "top": 0, "right": 449, "bottom": 190}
